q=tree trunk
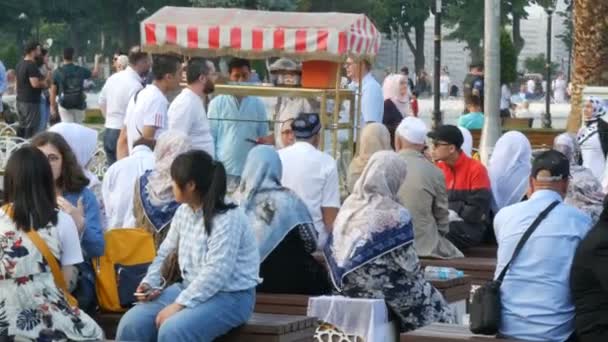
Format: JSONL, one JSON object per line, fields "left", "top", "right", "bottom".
{"left": 512, "top": 12, "right": 525, "bottom": 60}
{"left": 566, "top": 0, "right": 608, "bottom": 132}
{"left": 468, "top": 40, "right": 483, "bottom": 64}
{"left": 414, "top": 21, "right": 425, "bottom": 73}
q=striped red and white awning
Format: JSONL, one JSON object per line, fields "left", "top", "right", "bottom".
{"left": 140, "top": 7, "right": 381, "bottom": 62}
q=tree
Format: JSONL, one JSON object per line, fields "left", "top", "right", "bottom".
{"left": 191, "top": 0, "right": 297, "bottom": 10}
{"left": 442, "top": 0, "right": 484, "bottom": 63}
{"left": 523, "top": 53, "right": 559, "bottom": 74}
{"left": 366, "top": 0, "right": 430, "bottom": 73}
{"left": 500, "top": 30, "right": 517, "bottom": 85}
{"left": 566, "top": 0, "right": 608, "bottom": 132}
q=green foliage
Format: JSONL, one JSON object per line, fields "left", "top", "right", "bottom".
{"left": 523, "top": 53, "right": 559, "bottom": 74}
{"left": 191, "top": 0, "right": 297, "bottom": 10}
{"left": 0, "top": 43, "right": 19, "bottom": 69}
{"left": 442, "top": 0, "right": 484, "bottom": 62}
{"left": 500, "top": 30, "right": 517, "bottom": 84}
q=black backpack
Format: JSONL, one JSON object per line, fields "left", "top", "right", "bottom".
{"left": 57, "top": 66, "right": 85, "bottom": 110}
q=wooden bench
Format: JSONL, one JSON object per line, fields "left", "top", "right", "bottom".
{"left": 400, "top": 323, "right": 517, "bottom": 341}
{"left": 255, "top": 277, "right": 471, "bottom": 316}
{"left": 218, "top": 313, "right": 317, "bottom": 342}
{"left": 470, "top": 128, "right": 563, "bottom": 149}
{"left": 421, "top": 257, "right": 496, "bottom": 286}
{"left": 95, "top": 312, "right": 317, "bottom": 341}
{"left": 463, "top": 245, "right": 497, "bottom": 258}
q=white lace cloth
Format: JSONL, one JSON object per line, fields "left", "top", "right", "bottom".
{"left": 308, "top": 296, "right": 396, "bottom": 342}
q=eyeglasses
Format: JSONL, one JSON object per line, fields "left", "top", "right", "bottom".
{"left": 432, "top": 141, "right": 452, "bottom": 148}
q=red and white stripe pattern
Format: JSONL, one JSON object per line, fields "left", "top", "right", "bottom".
{"left": 142, "top": 15, "right": 380, "bottom": 59}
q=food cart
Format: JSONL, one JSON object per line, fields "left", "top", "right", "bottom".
{"left": 140, "top": 6, "right": 382, "bottom": 158}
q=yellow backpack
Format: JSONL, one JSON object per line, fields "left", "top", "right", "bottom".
{"left": 92, "top": 228, "right": 156, "bottom": 312}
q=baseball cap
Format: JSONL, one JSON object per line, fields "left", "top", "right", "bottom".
{"left": 292, "top": 113, "right": 321, "bottom": 139}
{"left": 396, "top": 117, "right": 428, "bottom": 145}
{"left": 531, "top": 149, "right": 570, "bottom": 181}
{"left": 427, "top": 125, "right": 464, "bottom": 149}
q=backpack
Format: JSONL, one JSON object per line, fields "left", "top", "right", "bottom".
{"left": 92, "top": 228, "right": 156, "bottom": 312}
{"left": 57, "top": 66, "right": 85, "bottom": 109}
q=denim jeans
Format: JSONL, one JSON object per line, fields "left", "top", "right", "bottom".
{"left": 116, "top": 284, "right": 255, "bottom": 342}
{"left": 38, "top": 96, "right": 49, "bottom": 133}
{"left": 103, "top": 128, "right": 121, "bottom": 166}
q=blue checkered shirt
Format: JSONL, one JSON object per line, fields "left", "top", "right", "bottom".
{"left": 142, "top": 204, "right": 260, "bottom": 307}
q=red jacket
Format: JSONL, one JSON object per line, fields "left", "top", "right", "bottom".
{"left": 436, "top": 152, "right": 492, "bottom": 248}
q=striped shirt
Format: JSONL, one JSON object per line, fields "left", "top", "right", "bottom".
{"left": 142, "top": 204, "right": 260, "bottom": 308}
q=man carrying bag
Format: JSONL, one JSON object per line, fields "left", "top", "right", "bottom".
{"left": 470, "top": 150, "right": 592, "bottom": 342}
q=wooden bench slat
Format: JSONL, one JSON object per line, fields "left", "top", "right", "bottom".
{"left": 401, "top": 323, "right": 517, "bottom": 341}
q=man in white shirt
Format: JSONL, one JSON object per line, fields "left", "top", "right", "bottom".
{"left": 117, "top": 55, "right": 183, "bottom": 159}
{"left": 345, "top": 57, "right": 383, "bottom": 127}
{"left": 99, "top": 47, "right": 151, "bottom": 165}
{"left": 102, "top": 138, "right": 155, "bottom": 229}
{"left": 527, "top": 78, "right": 536, "bottom": 97}
{"left": 279, "top": 113, "right": 340, "bottom": 249}
{"left": 167, "top": 59, "right": 215, "bottom": 157}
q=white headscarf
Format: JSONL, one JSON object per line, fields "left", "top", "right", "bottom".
{"left": 458, "top": 126, "right": 473, "bottom": 157}
{"left": 488, "top": 131, "right": 532, "bottom": 212}
{"left": 49, "top": 123, "right": 100, "bottom": 188}
{"left": 146, "top": 131, "right": 192, "bottom": 206}
{"left": 382, "top": 74, "right": 409, "bottom": 116}
{"left": 331, "top": 151, "right": 412, "bottom": 266}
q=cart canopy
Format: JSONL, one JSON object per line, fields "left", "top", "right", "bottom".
{"left": 141, "top": 6, "right": 381, "bottom": 62}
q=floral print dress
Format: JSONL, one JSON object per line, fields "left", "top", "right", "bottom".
{"left": 0, "top": 211, "right": 103, "bottom": 341}
{"left": 340, "top": 245, "right": 454, "bottom": 332}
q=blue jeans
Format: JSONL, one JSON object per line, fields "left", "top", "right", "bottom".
{"left": 116, "top": 284, "right": 255, "bottom": 342}
{"left": 103, "top": 128, "right": 121, "bottom": 166}
{"left": 38, "top": 97, "right": 49, "bottom": 133}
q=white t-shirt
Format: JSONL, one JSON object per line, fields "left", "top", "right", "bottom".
{"left": 102, "top": 144, "right": 155, "bottom": 229}
{"left": 527, "top": 79, "right": 536, "bottom": 94}
{"left": 98, "top": 67, "right": 143, "bottom": 130}
{"left": 124, "top": 84, "right": 169, "bottom": 154}
{"left": 56, "top": 210, "right": 84, "bottom": 266}
{"left": 278, "top": 142, "right": 341, "bottom": 248}
{"left": 168, "top": 87, "right": 215, "bottom": 157}
{"left": 500, "top": 84, "right": 512, "bottom": 110}
{"left": 440, "top": 75, "right": 450, "bottom": 94}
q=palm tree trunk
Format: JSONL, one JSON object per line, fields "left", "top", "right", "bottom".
{"left": 566, "top": 0, "right": 608, "bottom": 132}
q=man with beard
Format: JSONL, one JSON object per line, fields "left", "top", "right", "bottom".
{"left": 15, "top": 41, "right": 49, "bottom": 138}
{"left": 167, "top": 59, "right": 216, "bottom": 157}
{"left": 99, "top": 47, "right": 151, "bottom": 165}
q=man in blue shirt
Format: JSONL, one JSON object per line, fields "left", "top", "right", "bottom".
{"left": 345, "top": 58, "right": 383, "bottom": 128}
{"left": 208, "top": 58, "right": 268, "bottom": 192}
{"left": 494, "top": 150, "right": 592, "bottom": 342}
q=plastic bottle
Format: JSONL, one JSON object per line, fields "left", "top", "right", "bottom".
{"left": 424, "top": 266, "right": 464, "bottom": 280}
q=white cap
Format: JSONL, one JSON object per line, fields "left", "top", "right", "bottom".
{"left": 396, "top": 117, "right": 428, "bottom": 145}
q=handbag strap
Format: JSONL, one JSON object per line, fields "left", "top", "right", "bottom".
{"left": 496, "top": 200, "right": 560, "bottom": 283}
{"left": 25, "top": 229, "right": 70, "bottom": 293}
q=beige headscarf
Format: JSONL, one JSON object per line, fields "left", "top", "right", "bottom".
{"left": 347, "top": 123, "right": 391, "bottom": 193}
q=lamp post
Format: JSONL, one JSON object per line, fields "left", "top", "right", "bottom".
{"left": 17, "top": 13, "right": 28, "bottom": 51}
{"left": 543, "top": 5, "right": 555, "bottom": 128}
{"left": 432, "top": 0, "right": 442, "bottom": 128}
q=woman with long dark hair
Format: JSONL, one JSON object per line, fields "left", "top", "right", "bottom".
{"left": 0, "top": 146, "right": 103, "bottom": 340}
{"left": 117, "top": 150, "right": 260, "bottom": 342}
{"left": 31, "top": 132, "right": 104, "bottom": 313}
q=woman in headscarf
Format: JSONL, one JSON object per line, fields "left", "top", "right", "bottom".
{"left": 134, "top": 131, "right": 192, "bottom": 247}
{"left": 458, "top": 126, "right": 473, "bottom": 157}
{"left": 238, "top": 146, "right": 331, "bottom": 294}
{"left": 325, "top": 151, "right": 453, "bottom": 333}
{"left": 488, "top": 131, "right": 532, "bottom": 213}
{"left": 554, "top": 133, "right": 604, "bottom": 224}
{"left": 346, "top": 123, "right": 391, "bottom": 193}
{"left": 382, "top": 74, "right": 409, "bottom": 147}
{"left": 577, "top": 96, "right": 608, "bottom": 181}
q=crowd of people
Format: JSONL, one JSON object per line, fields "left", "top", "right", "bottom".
{"left": 0, "top": 40, "right": 607, "bottom": 342}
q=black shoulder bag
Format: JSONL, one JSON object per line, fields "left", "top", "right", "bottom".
{"left": 469, "top": 200, "right": 560, "bottom": 335}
